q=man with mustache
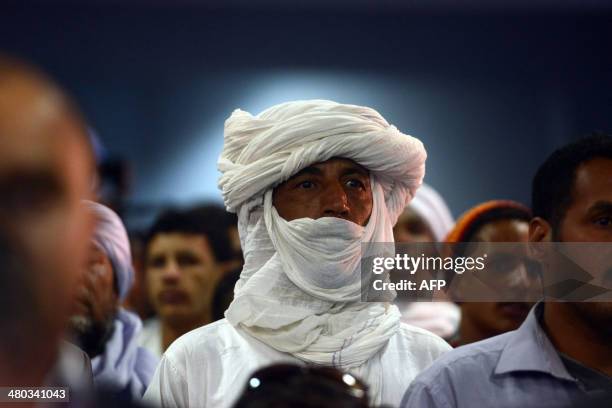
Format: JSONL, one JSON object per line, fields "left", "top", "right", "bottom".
{"left": 144, "top": 100, "right": 451, "bottom": 407}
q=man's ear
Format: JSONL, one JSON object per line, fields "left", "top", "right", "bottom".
{"left": 529, "top": 217, "right": 552, "bottom": 243}
{"left": 528, "top": 217, "right": 552, "bottom": 263}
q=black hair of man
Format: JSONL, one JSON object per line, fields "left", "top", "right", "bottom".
{"left": 144, "top": 204, "right": 236, "bottom": 263}
{"left": 531, "top": 133, "right": 612, "bottom": 235}
{"left": 212, "top": 266, "right": 241, "bottom": 322}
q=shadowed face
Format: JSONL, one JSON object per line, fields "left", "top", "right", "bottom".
{"left": 272, "top": 158, "right": 373, "bottom": 227}
{"left": 459, "top": 218, "right": 533, "bottom": 341}
{"left": 555, "top": 158, "right": 612, "bottom": 338}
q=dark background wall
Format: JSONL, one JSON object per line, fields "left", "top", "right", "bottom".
{"left": 1, "top": 1, "right": 611, "bottom": 227}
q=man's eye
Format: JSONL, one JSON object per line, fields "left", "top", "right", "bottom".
{"left": 346, "top": 179, "right": 365, "bottom": 189}
{"left": 297, "top": 181, "right": 315, "bottom": 189}
{"left": 148, "top": 257, "right": 166, "bottom": 269}
{"left": 594, "top": 217, "right": 612, "bottom": 227}
{"left": 177, "top": 253, "right": 202, "bottom": 267}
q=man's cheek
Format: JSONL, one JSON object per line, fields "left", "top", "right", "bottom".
{"left": 146, "top": 273, "right": 163, "bottom": 307}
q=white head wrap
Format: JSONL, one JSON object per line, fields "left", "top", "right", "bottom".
{"left": 84, "top": 201, "right": 134, "bottom": 301}
{"left": 218, "top": 100, "right": 426, "bottom": 403}
{"left": 407, "top": 183, "right": 455, "bottom": 242}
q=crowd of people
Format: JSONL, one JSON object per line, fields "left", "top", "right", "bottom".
{"left": 0, "top": 54, "right": 610, "bottom": 408}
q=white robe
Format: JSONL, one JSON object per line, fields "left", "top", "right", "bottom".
{"left": 143, "top": 318, "right": 450, "bottom": 408}
{"left": 138, "top": 318, "right": 163, "bottom": 359}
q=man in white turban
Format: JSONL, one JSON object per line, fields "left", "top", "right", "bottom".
{"left": 143, "top": 100, "right": 451, "bottom": 407}
{"left": 70, "top": 201, "right": 158, "bottom": 399}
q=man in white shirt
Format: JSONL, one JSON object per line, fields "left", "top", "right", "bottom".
{"left": 144, "top": 100, "right": 451, "bottom": 407}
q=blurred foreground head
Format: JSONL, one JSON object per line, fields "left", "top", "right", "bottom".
{"left": 0, "top": 229, "right": 44, "bottom": 386}
{"left": 0, "top": 55, "right": 95, "bottom": 383}
{"left": 233, "top": 363, "right": 371, "bottom": 408}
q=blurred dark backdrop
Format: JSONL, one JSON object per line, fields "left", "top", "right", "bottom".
{"left": 1, "top": 1, "right": 611, "bottom": 228}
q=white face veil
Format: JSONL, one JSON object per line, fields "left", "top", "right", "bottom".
{"left": 218, "top": 100, "right": 426, "bottom": 403}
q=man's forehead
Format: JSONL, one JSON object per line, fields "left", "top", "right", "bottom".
{"left": 297, "top": 157, "right": 369, "bottom": 175}
{"left": 0, "top": 137, "right": 60, "bottom": 175}
{"left": 150, "top": 233, "right": 210, "bottom": 249}
{"left": 572, "top": 158, "right": 612, "bottom": 207}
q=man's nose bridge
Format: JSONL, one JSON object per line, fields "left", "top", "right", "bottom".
{"left": 321, "top": 180, "right": 349, "bottom": 210}
{"left": 162, "top": 257, "right": 181, "bottom": 279}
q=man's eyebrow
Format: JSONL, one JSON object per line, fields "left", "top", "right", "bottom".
{"left": 176, "top": 249, "right": 205, "bottom": 260}
{"left": 340, "top": 166, "right": 369, "bottom": 178}
{"left": 586, "top": 201, "right": 612, "bottom": 215}
{"left": 290, "top": 166, "right": 323, "bottom": 179}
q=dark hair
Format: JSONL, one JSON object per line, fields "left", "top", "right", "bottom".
{"left": 446, "top": 200, "right": 532, "bottom": 244}
{"left": 443, "top": 200, "right": 532, "bottom": 287}
{"left": 531, "top": 133, "right": 612, "bottom": 228}
{"left": 144, "top": 204, "right": 236, "bottom": 263}
{"left": 212, "top": 266, "right": 241, "bottom": 321}
{"left": 461, "top": 207, "right": 530, "bottom": 243}
{"left": 233, "top": 363, "right": 370, "bottom": 408}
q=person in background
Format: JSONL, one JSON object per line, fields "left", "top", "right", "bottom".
{"left": 144, "top": 100, "right": 451, "bottom": 408}
{"left": 0, "top": 54, "right": 95, "bottom": 395}
{"left": 393, "top": 183, "right": 459, "bottom": 340}
{"left": 70, "top": 201, "right": 158, "bottom": 399}
{"left": 393, "top": 183, "right": 455, "bottom": 244}
{"left": 190, "top": 203, "right": 244, "bottom": 272}
{"left": 138, "top": 205, "right": 236, "bottom": 358}
{"left": 444, "top": 200, "right": 533, "bottom": 346}
{"left": 402, "top": 134, "right": 612, "bottom": 408}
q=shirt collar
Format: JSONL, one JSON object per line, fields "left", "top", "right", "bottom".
{"left": 494, "top": 302, "right": 576, "bottom": 382}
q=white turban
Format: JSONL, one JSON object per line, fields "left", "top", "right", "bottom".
{"left": 408, "top": 183, "right": 455, "bottom": 242}
{"left": 218, "top": 100, "right": 426, "bottom": 403}
{"left": 84, "top": 201, "right": 134, "bottom": 301}
{"left": 219, "top": 99, "right": 425, "bottom": 220}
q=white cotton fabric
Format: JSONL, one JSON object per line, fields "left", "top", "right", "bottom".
{"left": 396, "top": 301, "right": 461, "bottom": 339}
{"left": 142, "top": 318, "right": 451, "bottom": 408}
{"left": 137, "top": 318, "right": 163, "bottom": 359}
{"left": 218, "top": 99, "right": 425, "bottom": 218}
